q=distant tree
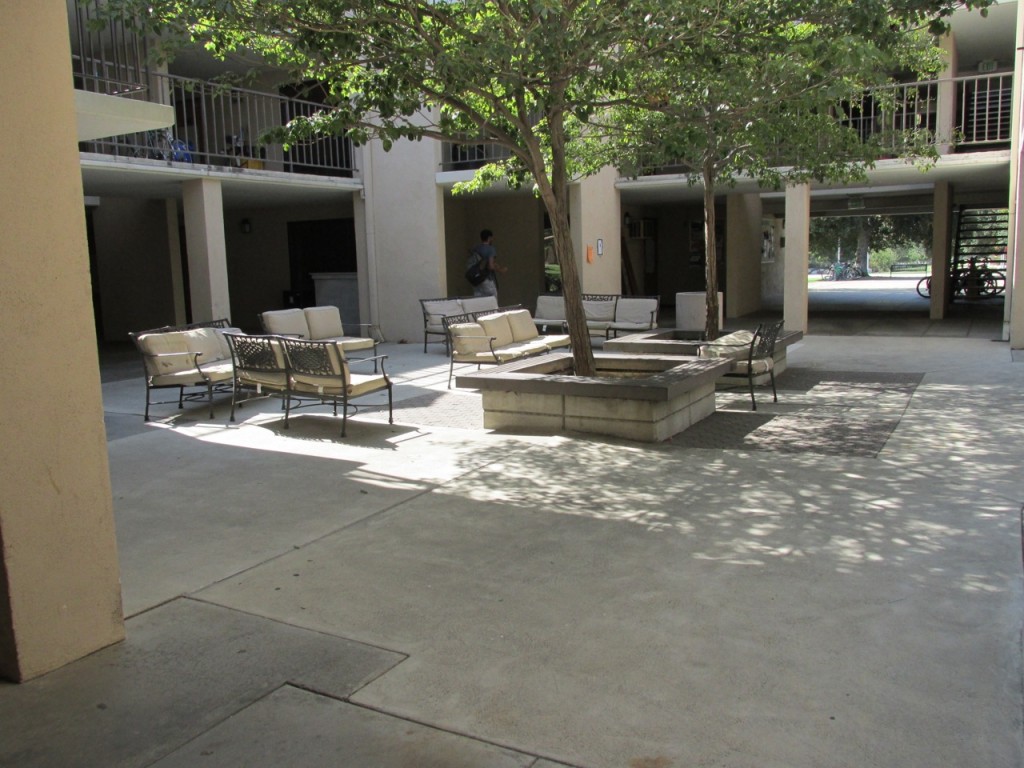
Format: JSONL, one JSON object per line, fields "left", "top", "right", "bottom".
{"left": 810, "top": 215, "right": 932, "bottom": 269}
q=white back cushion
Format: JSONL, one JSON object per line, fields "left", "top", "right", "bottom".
{"left": 262, "top": 309, "right": 309, "bottom": 337}
{"left": 304, "top": 306, "right": 345, "bottom": 339}
{"left": 615, "top": 298, "right": 658, "bottom": 325}
{"left": 478, "top": 313, "right": 515, "bottom": 347}
{"left": 535, "top": 295, "right": 565, "bottom": 321}
{"left": 461, "top": 295, "right": 499, "bottom": 314}
{"left": 449, "top": 323, "right": 492, "bottom": 354}
{"left": 507, "top": 309, "right": 539, "bottom": 342}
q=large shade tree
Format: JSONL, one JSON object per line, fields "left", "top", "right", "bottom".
{"left": 102, "top": 0, "right": 989, "bottom": 360}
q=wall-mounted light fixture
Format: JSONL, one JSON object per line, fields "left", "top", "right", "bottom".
{"left": 240, "top": 218, "right": 252, "bottom": 234}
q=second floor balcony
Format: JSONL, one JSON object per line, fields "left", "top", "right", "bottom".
{"left": 638, "top": 71, "right": 1014, "bottom": 177}
{"left": 78, "top": 73, "right": 358, "bottom": 178}
{"left": 69, "top": 0, "right": 357, "bottom": 178}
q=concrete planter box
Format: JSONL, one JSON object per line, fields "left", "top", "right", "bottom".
{"left": 604, "top": 328, "right": 804, "bottom": 380}
{"left": 456, "top": 352, "right": 731, "bottom": 442}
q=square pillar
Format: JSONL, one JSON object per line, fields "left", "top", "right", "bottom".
{"left": 0, "top": 0, "right": 124, "bottom": 682}
{"left": 183, "top": 178, "right": 231, "bottom": 323}
{"left": 783, "top": 183, "right": 810, "bottom": 334}
{"left": 725, "top": 192, "right": 763, "bottom": 318}
{"left": 931, "top": 181, "right": 953, "bottom": 320}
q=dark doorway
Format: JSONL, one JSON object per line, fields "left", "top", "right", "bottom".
{"left": 287, "top": 218, "right": 357, "bottom": 307}
{"left": 85, "top": 206, "right": 103, "bottom": 340}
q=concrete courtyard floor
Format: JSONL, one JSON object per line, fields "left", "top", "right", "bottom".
{"left": 2, "top": 301, "right": 1023, "bottom": 767}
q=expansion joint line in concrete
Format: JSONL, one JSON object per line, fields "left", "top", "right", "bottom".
{"left": 332, "top": 695, "right": 589, "bottom": 768}
{"left": 178, "top": 485, "right": 442, "bottom": 602}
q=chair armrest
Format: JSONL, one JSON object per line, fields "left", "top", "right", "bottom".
{"left": 352, "top": 323, "right": 385, "bottom": 342}
{"left": 450, "top": 335, "right": 499, "bottom": 359}
{"left": 696, "top": 340, "right": 748, "bottom": 348}
{"left": 348, "top": 353, "right": 388, "bottom": 365}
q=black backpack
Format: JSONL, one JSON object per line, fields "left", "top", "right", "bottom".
{"left": 465, "top": 250, "right": 489, "bottom": 286}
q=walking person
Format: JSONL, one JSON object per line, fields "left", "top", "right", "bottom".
{"left": 468, "top": 228, "right": 506, "bottom": 298}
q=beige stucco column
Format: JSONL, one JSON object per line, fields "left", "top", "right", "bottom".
{"left": 725, "top": 192, "right": 763, "bottom": 319}
{"left": 365, "top": 137, "right": 445, "bottom": 340}
{"left": 1006, "top": 1, "right": 1024, "bottom": 347}
{"left": 0, "top": 0, "right": 124, "bottom": 682}
{"left": 931, "top": 181, "right": 953, "bottom": 320}
{"left": 569, "top": 167, "right": 622, "bottom": 294}
{"left": 182, "top": 178, "right": 231, "bottom": 323}
{"left": 934, "top": 34, "right": 958, "bottom": 154}
{"left": 783, "top": 183, "right": 811, "bottom": 334}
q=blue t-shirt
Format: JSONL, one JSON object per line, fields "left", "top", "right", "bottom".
{"left": 471, "top": 243, "right": 496, "bottom": 280}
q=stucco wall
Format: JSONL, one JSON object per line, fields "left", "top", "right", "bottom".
{"left": 725, "top": 193, "right": 763, "bottom": 318}
{"left": 223, "top": 200, "right": 354, "bottom": 332}
{"left": 444, "top": 193, "right": 545, "bottom": 311}
{"left": 92, "top": 197, "right": 176, "bottom": 339}
{"left": 571, "top": 167, "right": 622, "bottom": 294}
{"left": 0, "top": 0, "right": 123, "bottom": 682}
{"left": 362, "top": 137, "right": 447, "bottom": 342}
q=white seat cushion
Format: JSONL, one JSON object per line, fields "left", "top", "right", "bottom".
{"left": 541, "top": 334, "right": 571, "bottom": 350}
{"left": 701, "top": 331, "right": 754, "bottom": 360}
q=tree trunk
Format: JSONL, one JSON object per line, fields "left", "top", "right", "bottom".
{"left": 703, "top": 162, "right": 720, "bottom": 339}
{"left": 541, "top": 109, "right": 595, "bottom": 376}
{"left": 856, "top": 219, "right": 870, "bottom": 272}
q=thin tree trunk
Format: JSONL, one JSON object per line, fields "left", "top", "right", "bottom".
{"left": 856, "top": 219, "right": 870, "bottom": 272}
{"left": 703, "top": 162, "right": 720, "bottom": 339}
{"left": 542, "top": 107, "right": 595, "bottom": 375}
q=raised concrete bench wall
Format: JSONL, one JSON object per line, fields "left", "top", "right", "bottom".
{"left": 457, "top": 353, "right": 731, "bottom": 442}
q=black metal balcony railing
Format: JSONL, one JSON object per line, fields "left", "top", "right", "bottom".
{"left": 442, "top": 139, "right": 514, "bottom": 171}
{"left": 79, "top": 73, "right": 357, "bottom": 176}
{"left": 638, "top": 72, "right": 1014, "bottom": 176}
{"left": 955, "top": 73, "right": 1014, "bottom": 146}
{"left": 69, "top": 0, "right": 148, "bottom": 96}
{"left": 841, "top": 73, "right": 1013, "bottom": 150}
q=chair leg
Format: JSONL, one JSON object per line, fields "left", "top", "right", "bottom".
{"left": 387, "top": 382, "right": 394, "bottom": 425}
{"left": 341, "top": 394, "right": 348, "bottom": 437}
{"left": 178, "top": 387, "right": 185, "bottom": 409}
{"left": 229, "top": 384, "right": 238, "bottom": 423}
{"left": 749, "top": 374, "right": 757, "bottom": 411}
{"left": 770, "top": 369, "right": 778, "bottom": 402}
{"left": 448, "top": 358, "right": 455, "bottom": 389}
{"left": 207, "top": 383, "right": 215, "bottom": 419}
{"left": 144, "top": 385, "right": 152, "bottom": 422}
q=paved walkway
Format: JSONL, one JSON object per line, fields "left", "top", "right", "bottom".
{"left": 2, "top": 324, "right": 1022, "bottom": 768}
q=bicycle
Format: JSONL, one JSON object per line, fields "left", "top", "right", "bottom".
{"left": 132, "top": 129, "right": 193, "bottom": 163}
{"left": 915, "top": 265, "right": 1005, "bottom": 299}
{"left": 821, "top": 261, "right": 866, "bottom": 281}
